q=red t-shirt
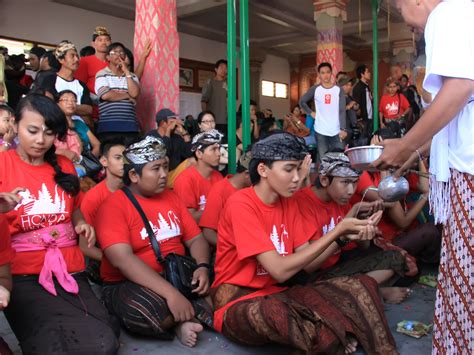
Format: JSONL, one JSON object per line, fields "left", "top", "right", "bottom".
{"left": 0, "top": 150, "right": 84, "bottom": 275}
{"left": 74, "top": 55, "right": 107, "bottom": 95}
{"left": 199, "top": 176, "right": 237, "bottom": 231}
{"left": 212, "top": 187, "right": 316, "bottom": 291}
{"left": 294, "top": 187, "right": 354, "bottom": 269}
{"left": 379, "top": 94, "right": 410, "bottom": 120}
{"left": 95, "top": 189, "right": 201, "bottom": 282}
{"left": 0, "top": 215, "right": 15, "bottom": 266}
{"left": 80, "top": 180, "right": 113, "bottom": 226}
{"left": 173, "top": 166, "right": 223, "bottom": 211}
{"left": 74, "top": 55, "right": 107, "bottom": 119}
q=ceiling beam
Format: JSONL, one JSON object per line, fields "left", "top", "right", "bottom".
{"left": 177, "top": 0, "right": 226, "bottom": 19}
{"left": 249, "top": 2, "right": 317, "bottom": 36}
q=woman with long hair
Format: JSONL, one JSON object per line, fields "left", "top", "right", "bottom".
{"left": 0, "top": 94, "right": 119, "bottom": 353}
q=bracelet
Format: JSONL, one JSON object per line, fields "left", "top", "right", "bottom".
{"left": 1, "top": 141, "right": 11, "bottom": 148}
{"left": 125, "top": 74, "right": 132, "bottom": 78}
{"left": 335, "top": 237, "right": 350, "bottom": 248}
{"left": 196, "top": 263, "right": 211, "bottom": 270}
{"left": 415, "top": 148, "right": 424, "bottom": 161}
{"left": 418, "top": 193, "right": 428, "bottom": 201}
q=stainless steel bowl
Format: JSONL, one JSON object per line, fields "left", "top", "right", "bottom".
{"left": 345, "top": 145, "right": 383, "bottom": 171}
{"left": 366, "top": 175, "right": 409, "bottom": 202}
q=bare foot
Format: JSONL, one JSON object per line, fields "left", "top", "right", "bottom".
{"left": 345, "top": 336, "right": 358, "bottom": 354}
{"left": 380, "top": 287, "right": 411, "bottom": 304}
{"left": 175, "top": 321, "right": 203, "bottom": 347}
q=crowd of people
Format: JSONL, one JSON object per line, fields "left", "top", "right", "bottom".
{"left": 0, "top": 0, "right": 472, "bottom": 354}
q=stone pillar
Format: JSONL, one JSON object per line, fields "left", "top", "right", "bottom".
{"left": 388, "top": 22, "right": 416, "bottom": 82}
{"left": 313, "top": 0, "right": 349, "bottom": 79}
{"left": 134, "top": 0, "right": 179, "bottom": 132}
{"left": 391, "top": 39, "right": 415, "bottom": 81}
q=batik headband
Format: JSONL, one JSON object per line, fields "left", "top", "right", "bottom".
{"left": 191, "top": 129, "right": 224, "bottom": 152}
{"left": 123, "top": 136, "right": 167, "bottom": 165}
{"left": 94, "top": 26, "right": 111, "bottom": 37}
{"left": 238, "top": 149, "right": 252, "bottom": 170}
{"left": 55, "top": 41, "right": 77, "bottom": 60}
{"left": 251, "top": 132, "right": 308, "bottom": 161}
{"left": 320, "top": 152, "right": 361, "bottom": 177}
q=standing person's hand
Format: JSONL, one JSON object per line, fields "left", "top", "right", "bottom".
{"left": 142, "top": 39, "right": 152, "bottom": 58}
{"left": 0, "top": 286, "right": 10, "bottom": 310}
{"left": 372, "top": 138, "right": 413, "bottom": 171}
{"left": 339, "top": 130, "right": 348, "bottom": 140}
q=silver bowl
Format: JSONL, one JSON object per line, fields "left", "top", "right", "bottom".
{"left": 345, "top": 145, "right": 383, "bottom": 171}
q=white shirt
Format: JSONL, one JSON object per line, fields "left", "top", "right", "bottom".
{"left": 313, "top": 85, "right": 342, "bottom": 136}
{"left": 425, "top": 0, "right": 474, "bottom": 176}
{"left": 366, "top": 87, "right": 373, "bottom": 119}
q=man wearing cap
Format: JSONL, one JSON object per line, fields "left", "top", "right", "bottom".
{"left": 75, "top": 26, "right": 111, "bottom": 120}
{"left": 147, "top": 108, "right": 192, "bottom": 170}
{"left": 174, "top": 129, "right": 224, "bottom": 222}
{"left": 211, "top": 132, "right": 396, "bottom": 354}
{"left": 95, "top": 136, "right": 212, "bottom": 347}
{"left": 199, "top": 150, "right": 252, "bottom": 246}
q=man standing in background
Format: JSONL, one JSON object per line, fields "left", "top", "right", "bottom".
{"left": 352, "top": 64, "right": 373, "bottom": 142}
{"left": 201, "top": 59, "right": 228, "bottom": 133}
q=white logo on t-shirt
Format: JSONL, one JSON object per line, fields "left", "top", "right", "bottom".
{"left": 198, "top": 195, "right": 206, "bottom": 211}
{"left": 257, "top": 224, "right": 289, "bottom": 276}
{"left": 385, "top": 101, "right": 400, "bottom": 116}
{"left": 15, "top": 185, "right": 68, "bottom": 230}
{"left": 140, "top": 211, "right": 181, "bottom": 243}
{"left": 322, "top": 217, "right": 337, "bottom": 236}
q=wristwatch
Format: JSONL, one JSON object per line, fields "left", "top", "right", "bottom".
{"left": 196, "top": 263, "right": 211, "bottom": 271}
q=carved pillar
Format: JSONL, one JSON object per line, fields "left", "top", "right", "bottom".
{"left": 134, "top": 0, "right": 179, "bottom": 132}
{"left": 388, "top": 23, "right": 416, "bottom": 83}
{"left": 313, "top": 0, "right": 349, "bottom": 79}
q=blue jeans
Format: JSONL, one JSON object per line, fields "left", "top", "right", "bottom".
{"left": 315, "top": 132, "right": 344, "bottom": 163}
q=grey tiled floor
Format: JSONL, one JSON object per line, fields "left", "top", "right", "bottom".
{"left": 0, "top": 268, "right": 437, "bottom": 354}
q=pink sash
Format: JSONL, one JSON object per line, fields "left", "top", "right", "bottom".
{"left": 11, "top": 223, "right": 79, "bottom": 296}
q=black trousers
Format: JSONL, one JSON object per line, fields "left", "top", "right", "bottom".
{"left": 4, "top": 272, "right": 120, "bottom": 355}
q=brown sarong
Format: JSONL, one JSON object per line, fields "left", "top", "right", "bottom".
{"left": 212, "top": 275, "right": 397, "bottom": 354}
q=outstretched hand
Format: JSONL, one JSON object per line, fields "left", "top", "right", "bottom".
{"left": 371, "top": 138, "right": 414, "bottom": 173}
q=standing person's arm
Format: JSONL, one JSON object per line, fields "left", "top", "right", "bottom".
{"left": 352, "top": 83, "right": 365, "bottom": 118}
{"left": 76, "top": 82, "right": 93, "bottom": 116}
{"left": 121, "top": 59, "right": 140, "bottom": 99}
{"left": 338, "top": 88, "right": 347, "bottom": 134}
{"left": 299, "top": 85, "right": 317, "bottom": 118}
{"left": 201, "top": 80, "right": 212, "bottom": 111}
{"left": 135, "top": 39, "right": 152, "bottom": 80}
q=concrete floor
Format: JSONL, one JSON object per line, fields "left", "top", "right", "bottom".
{"left": 0, "top": 267, "right": 437, "bottom": 354}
